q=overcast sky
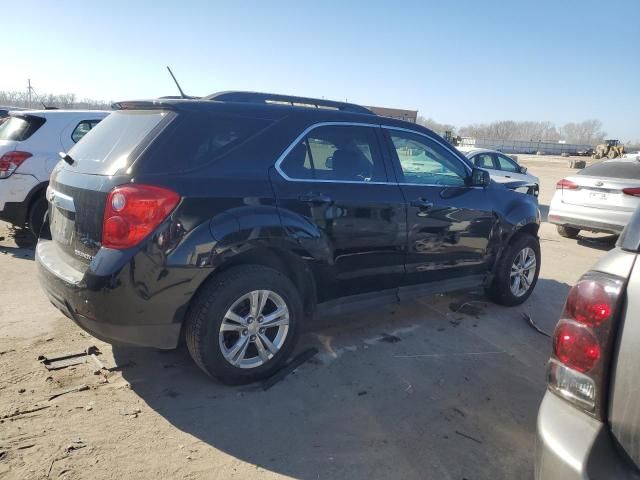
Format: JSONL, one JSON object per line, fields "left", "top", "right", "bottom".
{"left": 3, "top": 0, "right": 639, "bottom": 141}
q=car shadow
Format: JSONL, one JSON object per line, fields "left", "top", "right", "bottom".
{"left": 0, "top": 244, "right": 35, "bottom": 260}
{"left": 112, "top": 278, "right": 569, "bottom": 479}
{"left": 0, "top": 225, "right": 36, "bottom": 260}
{"left": 577, "top": 234, "right": 618, "bottom": 251}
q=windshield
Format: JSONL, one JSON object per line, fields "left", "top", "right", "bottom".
{"left": 67, "top": 110, "right": 170, "bottom": 175}
{"left": 0, "top": 115, "right": 46, "bottom": 141}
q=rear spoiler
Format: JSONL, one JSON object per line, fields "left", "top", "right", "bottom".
{"left": 111, "top": 100, "right": 179, "bottom": 111}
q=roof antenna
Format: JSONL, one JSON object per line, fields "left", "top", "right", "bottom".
{"left": 27, "top": 80, "right": 52, "bottom": 109}
{"left": 166, "top": 66, "right": 188, "bottom": 99}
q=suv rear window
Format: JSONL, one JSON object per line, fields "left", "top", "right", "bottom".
{"left": 578, "top": 160, "right": 640, "bottom": 179}
{"left": 0, "top": 115, "right": 46, "bottom": 141}
{"left": 67, "top": 111, "right": 170, "bottom": 175}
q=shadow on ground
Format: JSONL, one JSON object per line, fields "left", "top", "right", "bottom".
{"left": 539, "top": 204, "right": 549, "bottom": 223}
{"left": 577, "top": 234, "right": 618, "bottom": 251}
{"left": 0, "top": 226, "right": 36, "bottom": 260}
{"left": 113, "top": 278, "right": 568, "bottom": 480}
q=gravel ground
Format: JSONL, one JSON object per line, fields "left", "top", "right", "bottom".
{"left": 0, "top": 158, "right": 616, "bottom": 480}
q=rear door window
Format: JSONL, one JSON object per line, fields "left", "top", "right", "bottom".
{"left": 280, "top": 125, "right": 387, "bottom": 182}
{"left": 67, "top": 111, "right": 171, "bottom": 175}
{"left": 0, "top": 115, "right": 46, "bottom": 141}
{"left": 71, "top": 119, "right": 102, "bottom": 143}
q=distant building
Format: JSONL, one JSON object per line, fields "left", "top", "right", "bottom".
{"left": 367, "top": 106, "right": 418, "bottom": 123}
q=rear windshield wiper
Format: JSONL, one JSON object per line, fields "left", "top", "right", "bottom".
{"left": 59, "top": 151, "right": 75, "bottom": 166}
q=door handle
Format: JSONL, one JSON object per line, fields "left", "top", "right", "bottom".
{"left": 410, "top": 198, "right": 434, "bottom": 209}
{"left": 298, "top": 193, "right": 333, "bottom": 204}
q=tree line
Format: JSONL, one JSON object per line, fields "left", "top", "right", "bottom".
{"left": 0, "top": 90, "right": 111, "bottom": 110}
{"left": 417, "top": 116, "right": 610, "bottom": 146}
{"left": 1, "top": 89, "right": 631, "bottom": 147}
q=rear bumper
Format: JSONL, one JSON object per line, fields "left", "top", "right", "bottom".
{"left": 36, "top": 239, "right": 206, "bottom": 349}
{"left": 535, "top": 392, "right": 637, "bottom": 479}
{"left": 548, "top": 214, "right": 625, "bottom": 234}
{"left": 548, "top": 197, "right": 630, "bottom": 234}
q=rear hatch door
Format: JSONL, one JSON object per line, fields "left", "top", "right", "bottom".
{"left": 609, "top": 251, "right": 640, "bottom": 469}
{"left": 48, "top": 110, "right": 173, "bottom": 266}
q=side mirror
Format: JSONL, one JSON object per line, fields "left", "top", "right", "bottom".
{"left": 469, "top": 168, "right": 491, "bottom": 187}
{"left": 519, "top": 166, "right": 528, "bottom": 174}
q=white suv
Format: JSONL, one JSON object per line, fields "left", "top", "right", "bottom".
{"left": 0, "top": 109, "right": 109, "bottom": 235}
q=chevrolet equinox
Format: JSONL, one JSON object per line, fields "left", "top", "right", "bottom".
{"left": 36, "top": 92, "right": 541, "bottom": 384}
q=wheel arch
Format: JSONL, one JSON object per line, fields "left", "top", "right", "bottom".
{"left": 26, "top": 181, "right": 49, "bottom": 216}
{"left": 212, "top": 246, "right": 317, "bottom": 316}
{"left": 510, "top": 221, "right": 540, "bottom": 243}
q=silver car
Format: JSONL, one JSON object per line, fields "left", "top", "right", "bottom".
{"left": 549, "top": 158, "right": 640, "bottom": 238}
{"left": 536, "top": 207, "right": 640, "bottom": 478}
{"left": 462, "top": 148, "right": 540, "bottom": 188}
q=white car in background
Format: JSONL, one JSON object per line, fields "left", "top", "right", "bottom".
{"left": 549, "top": 158, "right": 640, "bottom": 238}
{"left": 461, "top": 148, "right": 539, "bottom": 195}
{"left": 0, "top": 109, "right": 109, "bottom": 236}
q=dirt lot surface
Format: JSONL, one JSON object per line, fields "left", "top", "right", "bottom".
{"left": 0, "top": 158, "right": 617, "bottom": 479}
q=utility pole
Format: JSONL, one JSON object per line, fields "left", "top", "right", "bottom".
{"left": 27, "top": 79, "right": 32, "bottom": 107}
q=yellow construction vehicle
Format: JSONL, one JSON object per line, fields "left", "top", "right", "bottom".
{"left": 593, "top": 139, "right": 625, "bottom": 159}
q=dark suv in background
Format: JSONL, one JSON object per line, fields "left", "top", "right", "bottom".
{"left": 36, "top": 92, "right": 541, "bottom": 384}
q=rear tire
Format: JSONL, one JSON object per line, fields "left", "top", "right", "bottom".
{"left": 185, "top": 265, "right": 302, "bottom": 385}
{"left": 486, "top": 233, "right": 540, "bottom": 306}
{"left": 28, "top": 195, "right": 49, "bottom": 239}
{"left": 556, "top": 225, "right": 580, "bottom": 239}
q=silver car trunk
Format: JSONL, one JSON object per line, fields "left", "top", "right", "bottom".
{"left": 561, "top": 174, "right": 640, "bottom": 212}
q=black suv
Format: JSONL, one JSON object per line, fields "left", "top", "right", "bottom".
{"left": 36, "top": 92, "right": 541, "bottom": 384}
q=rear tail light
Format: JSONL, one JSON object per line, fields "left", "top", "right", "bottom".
{"left": 622, "top": 188, "right": 640, "bottom": 197}
{"left": 556, "top": 179, "right": 578, "bottom": 190}
{"left": 548, "top": 272, "right": 624, "bottom": 418}
{"left": 102, "top": 184, "right": 180, "bottom": 249}
{"left": 0, "top": 151, "right": 32, "bottom": 178}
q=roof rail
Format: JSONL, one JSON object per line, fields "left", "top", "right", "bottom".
{"left": 204, "top": 91, "right": 375, "bottom": 115}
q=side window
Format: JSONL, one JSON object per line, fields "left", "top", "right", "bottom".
{"left": 388, "top": 131, "right": 466, "bottom": 186}
{"left": 496, "top": 154, "right": 519, "bottom": 172}
{"left": 474, "top": 153, "right": 495, "bottom": 169}
{"left": 140, "top": 112, "right": 274, "bottom": 174}
{"left": 71, "top": 120, "right": 102, "bottom": 143}
{"left": 280, "top": 125, "right": 386, "bottom": 182}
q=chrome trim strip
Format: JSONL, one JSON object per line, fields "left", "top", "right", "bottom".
{"left": 273, "top": 121, "right": 474, "bottom": 185}
{"left": 46, "top": 186, "right": 76, "bottom": 212}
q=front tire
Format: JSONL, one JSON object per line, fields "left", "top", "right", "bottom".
{"left": 556, "top": 225, "right": 580, "bottom": 239}
{"left": 486, "top": 233, "right": 540, "bottom": 306}
{"left": 185, "top": 265, "right": 302, "bottom": 385}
